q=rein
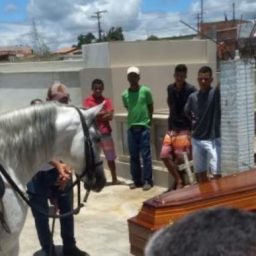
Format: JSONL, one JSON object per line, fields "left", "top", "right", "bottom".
{"left": 0, "top": 106, "right": 103, "bottom": 219}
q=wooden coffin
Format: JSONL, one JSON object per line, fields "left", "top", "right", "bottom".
{"left": 128, "top": 169, "right": 256, "bottom": 256}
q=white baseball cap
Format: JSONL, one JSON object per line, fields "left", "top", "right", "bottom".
{"left": 127, "top": 66, "right": 140, "bottom": 75}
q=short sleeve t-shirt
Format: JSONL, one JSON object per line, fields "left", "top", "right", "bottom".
{"left": 167, "top": 83, "right": 196, "bottom": 131}
{"left": 184, "top": 87, "right": 220, "bottom": 140}
{"left": 83, "top": 95, "right": 113, "bottom": 134}
{"left": 122, "top": 85, "right": 153, "bottom": 128}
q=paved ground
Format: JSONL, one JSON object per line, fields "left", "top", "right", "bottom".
{"left": 20, "top": 177, "right": 166, "bottom": 256}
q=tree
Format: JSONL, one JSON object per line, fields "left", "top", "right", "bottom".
{"left": 102, "top": 27, "right": 124, "bottom": 41}
{"left": 77, "top": 32, "right": 96, "bottom": 48}
{"left": 147, "top": 35, "right": 159, "bottom": 41}
{"left": 75, "top": 26, "right": 124, "bottom": 47}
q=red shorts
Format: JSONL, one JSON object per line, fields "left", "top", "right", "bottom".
{"left": 160, "top": 130, "right": 191, "bottom": 160}
{"left": 100, "top": 134, "right": 117, "bottom": 161}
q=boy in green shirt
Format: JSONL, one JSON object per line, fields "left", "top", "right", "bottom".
{"left": 122, "top": 66, "right": 154, "bottom": 191}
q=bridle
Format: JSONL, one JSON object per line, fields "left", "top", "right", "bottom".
{"left": 0, "top": 106, "right": 103, "bottom": 219}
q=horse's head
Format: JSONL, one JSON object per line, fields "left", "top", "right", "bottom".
{"left": 75, "top": 104, "right": 107, "bottom": 192}
{"left": 55, "top": 103, "right": 106, "bottom": 193}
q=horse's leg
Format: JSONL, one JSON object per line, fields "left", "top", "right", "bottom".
{"left": 2, "top": 186, "right": 27, "bottom": 256}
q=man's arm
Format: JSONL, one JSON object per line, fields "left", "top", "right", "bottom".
{"left": 167, "top": 86, "right": 171, "bottom": 108}
{"left": 122, "top": 93, "right": 128, "bottom": 110}
{"left": 100, "top": 98, "right": 114, "bottom": 121}
{"left": 145, "top": 88, "right": 154, "bottom": 125}
{"left": 184, "top": 96, "right": 192, "bottom": 120}
{"left": 98, "top": 109, "right": 114, "bottom": 121}
{"left": 148, "top": 103, "right": 154, "bottom": 125}
{"left": 49, "top": 160, "right": 72, "bottom": 190}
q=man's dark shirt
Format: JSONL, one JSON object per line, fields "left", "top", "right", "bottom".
{"left": 184, "top": 87, "right": 221, "bottom": 140}
{"left": 167, "top": 83, "right": 196, "bottom": 131}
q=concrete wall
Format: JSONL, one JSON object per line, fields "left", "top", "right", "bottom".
{"left": 0, "top": 40, "right": 217, "bottom": 187}
{"left": 221, "top": 60, "right": 255, "bottom": 174}
{"left": 0, "top": 40, "right": 216, "bottom": 113}
{"left": 81, "top": 40, "right": 217, "bottom": 187}
{"left": 0, "top": 60, "right": 83, "bottom": 112}
{"left": 82, "top": 40, "right": 217, "bottom": 113}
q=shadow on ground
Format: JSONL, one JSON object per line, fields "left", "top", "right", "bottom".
{"left": 33, "top": 245, "right": 62, "bottom": 255}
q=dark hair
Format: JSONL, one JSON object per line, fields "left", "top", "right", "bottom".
{"left": 198, "top": 66, "right": 212, "bottom": 76}
{"left": 30, "top": 98, "right": 43, "bottom": 105}
{"left": 175, "top": 64, "right": 187, "bottom": 74}
{"left": 145, "top": 207, "right": 256, "bottom": 256}
{"left": 91, "top": 79, "right": 104, "bottom": 90}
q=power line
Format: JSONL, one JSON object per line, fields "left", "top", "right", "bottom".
{"left": 180, "top": 20, "right": 217, "bottom": 44}
{"left": 91, "top": 10, "right": 107, "bottom": 41}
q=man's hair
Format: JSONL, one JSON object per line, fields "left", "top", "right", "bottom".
{"left": 91, "top": 78, "right": 104, "bottom": 90}
{"left": 30, "top": 98, "right": 43, "bottom": 105}
{"left": 46, "top": 81, "right": 70, "bottom": 102}
{"left": 174, "top": 64, "right": 187, "bottom": 74}
{"left": 145, "top": 207, "right": 256, "bottom": 256}
{"left": 198, "top": 65, "right": 212, "bottom": 76}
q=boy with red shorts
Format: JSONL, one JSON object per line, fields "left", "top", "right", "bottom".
{"left": 83, "top": 79, "right": 121, "bottom": 185}
{"left": 160, "top": 64, "right": 196, "bottom": 190}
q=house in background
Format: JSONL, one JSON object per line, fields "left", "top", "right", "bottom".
{"left": 54, "top": 47, "right": 82, "bottom": 60}
{"left": 238, "top": 22, "right": 256, "bottom": 58}
{"left": 0, "top": 46, "right": 33, "bottom": 61}
{"left": 200, "top": 19, "right": 256, "bottom": 60}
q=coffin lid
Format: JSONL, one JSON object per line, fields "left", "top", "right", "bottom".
{"left": 145, "top": 169, "right": 256, "bottom": 208}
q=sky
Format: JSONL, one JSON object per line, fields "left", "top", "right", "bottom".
{"left": 0, "top": 0, "right": 255, "bottom": 51}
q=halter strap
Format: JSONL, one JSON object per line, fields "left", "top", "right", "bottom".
{"left": 0, "top": 106, "right": 103, "bottom": 219}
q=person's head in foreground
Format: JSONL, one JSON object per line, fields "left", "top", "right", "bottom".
{"left": 145, "top": 207, "right": 256, "bottom": 256}
{"left": 47, "top": 81, "right": 70, "bottom": 104}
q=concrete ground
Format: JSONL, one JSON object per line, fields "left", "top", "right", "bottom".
{"left": 20, "top": 177, "right": 166, "bottom": 256}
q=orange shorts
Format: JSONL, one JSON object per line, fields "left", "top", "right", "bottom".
{"left": 160, "top": 130, "right": 191, "bottom": 160}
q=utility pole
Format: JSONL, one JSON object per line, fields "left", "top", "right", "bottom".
{"left": 200, "top": 0, "right": 204, "bottom": 33}
{"left": 196, "top": 13, "right": 200, "bottom": 33}
{"left": 232, "top": 2, "right": 235, "bottom": 21}
{"left": 91, "top": 10, "right": 107, "bottom": 41}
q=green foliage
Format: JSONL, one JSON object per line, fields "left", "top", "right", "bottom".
{"left": 77, "top": 32, "right": 96, "bottom": 48}
{"left": 75, "top": 26, "right": 124, "bottom": 47}
{"left": 102, "top": 27, "right": 124, "bottom": 41}
{"left": 147, "top": 35, "right": 159, "bottom": 41}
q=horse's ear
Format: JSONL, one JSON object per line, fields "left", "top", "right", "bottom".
{"left": 83, "top": 101, "right": 104, "bottom": 121}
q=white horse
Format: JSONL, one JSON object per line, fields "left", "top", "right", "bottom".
{"left": 0, "top": 102, "right": 106, "bottom": 256}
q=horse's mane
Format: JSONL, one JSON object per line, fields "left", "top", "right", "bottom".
{"left": 0, "top": 103, "right": 57, "bottom": 173}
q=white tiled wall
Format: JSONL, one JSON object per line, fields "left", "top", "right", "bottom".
{"left": 220, "top": 60, "right": 255, "bottom": 174}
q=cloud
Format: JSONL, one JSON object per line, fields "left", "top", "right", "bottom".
{"left": 0, "top": 0, "right": 255, "bottom": 50}
{"left": 4, "top": 4, "right": 18, "bottom": 13}
{"left": 190, "top": 0, "right": 256, "bottom": 21}
{"left": 0, "top": 23, "right": 30, "bottom": 46}
{"left": 26, "top": 0, "right": 142, "bottom": 49}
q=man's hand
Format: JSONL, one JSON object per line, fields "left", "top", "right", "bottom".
{"left": 50, "top": 160, "right": 72, "bottom": 190}
{"left": 97, "top": 110, "right": 113, "bottom": 121}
